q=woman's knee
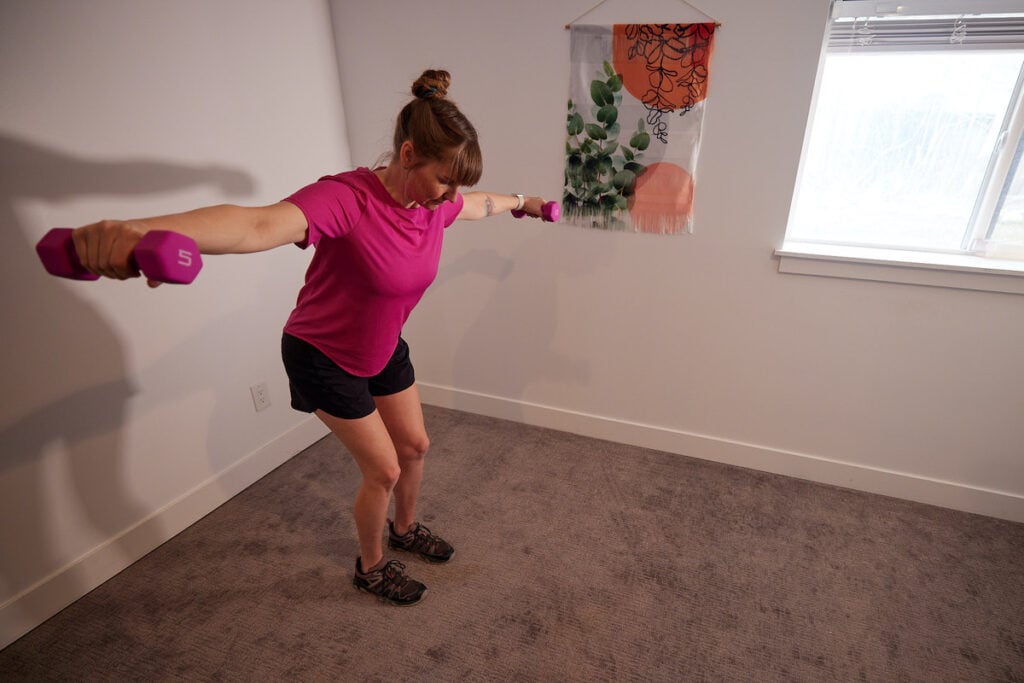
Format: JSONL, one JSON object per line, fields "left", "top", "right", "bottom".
{"left": 364, "top": 462, "right": 403, "bottom": 491}
{"left": 396, "top": 434, "right": 430, "bottom": 462}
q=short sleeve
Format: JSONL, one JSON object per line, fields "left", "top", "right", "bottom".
{"left": 441, "top": 194, "right": 464, "bottom": 228}
{"left": 284, "top": 175, "right": 366, "bottom": 248}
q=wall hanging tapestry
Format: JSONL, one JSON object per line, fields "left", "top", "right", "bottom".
{"left": 564, "top": 23, "right": 716, "bottom": 234}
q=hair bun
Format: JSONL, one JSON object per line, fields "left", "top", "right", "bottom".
{"left": 412, "top": 69, "right": 451, "bottom": 100}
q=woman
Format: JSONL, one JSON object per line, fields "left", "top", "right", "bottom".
{"left": 70, "top": 69, "right": 553, "bottom": 606}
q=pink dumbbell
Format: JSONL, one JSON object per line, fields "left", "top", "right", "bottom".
{"left": 512, "top": 201, "right": 561, "bottom": 222}
{"left": 36, "top": 228, "right": 203, "bottom": 284}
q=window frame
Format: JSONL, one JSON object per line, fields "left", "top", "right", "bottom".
{"left": 777, "top": 0, "right": 1024, "bottom": 294}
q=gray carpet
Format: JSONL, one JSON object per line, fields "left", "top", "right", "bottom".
{"left": 2, "top": 405, "right": 1022, "bottom": 681}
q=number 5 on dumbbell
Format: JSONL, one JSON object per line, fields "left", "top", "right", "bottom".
{"left": 36, "top": 228, "right": 203, "bottom": 285}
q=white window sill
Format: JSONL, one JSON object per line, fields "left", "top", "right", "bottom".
{"left": 775, "top": 242, "right": 1024, "bottom": 295}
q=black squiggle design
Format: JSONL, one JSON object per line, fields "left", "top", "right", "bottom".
{"left": 624, "top": 23, "right": 714, "bottom": 144}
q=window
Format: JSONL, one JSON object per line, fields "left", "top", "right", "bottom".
{"left": 779, "top": 0, "right": 1024, "bottom": 293}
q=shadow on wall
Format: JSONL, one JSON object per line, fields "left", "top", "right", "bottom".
{"left": 0, "top": 133, "right": 254, "bottom": 614}
{"left": 435, "top": 224, "right": 616, "bottom": 417}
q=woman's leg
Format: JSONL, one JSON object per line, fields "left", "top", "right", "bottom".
{"left": 314, "top": 408, "right": 400, "bottom": 570}
{"left": 373, "top": 383, "right": 429, "bottom": 534}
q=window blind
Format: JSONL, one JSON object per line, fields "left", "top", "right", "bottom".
{"left": 829, "top": 0, "right": 1024, "bottom": 50}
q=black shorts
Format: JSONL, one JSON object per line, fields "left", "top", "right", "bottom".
{"left": 281, "top": 333, "right": 415, "bottom": 420}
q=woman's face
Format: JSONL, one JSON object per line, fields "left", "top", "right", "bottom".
{"left": 406, "top": 159, "right": 459, "bottom": 210}
{"left": 400, "top": 141, "right": 459, "bottom": 209}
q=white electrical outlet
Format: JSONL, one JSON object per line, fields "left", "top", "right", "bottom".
{"left": 250, "top": 382, "right": 271, "bottom": 412}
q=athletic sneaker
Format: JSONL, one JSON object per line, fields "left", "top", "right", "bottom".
{"left": 352, "top": 558, "right": 426, "bottom": 606}
{"left": 387, "top": 520, "right": 455, "bottom": 563}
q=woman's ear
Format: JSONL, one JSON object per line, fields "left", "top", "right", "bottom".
{"left": 399, "top": 140, "right": 416, "bottom": 169}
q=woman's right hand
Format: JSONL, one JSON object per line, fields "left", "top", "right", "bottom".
{"left": 71, "top": 220, "right": 151, "bottom": 283}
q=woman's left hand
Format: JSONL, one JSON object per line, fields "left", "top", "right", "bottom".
{"left": 516, "top": 197, "right": 560, "bottom": 222}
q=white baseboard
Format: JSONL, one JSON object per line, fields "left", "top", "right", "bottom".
{"left": 0, "top": 416, "right": 330, "bottom": 650}
{"left": 419, "top": 383, "right": 1024, "bottom": 525}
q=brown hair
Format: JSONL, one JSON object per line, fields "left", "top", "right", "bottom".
{"left": 392, "top": 69, "right": 482, "bottom": 187}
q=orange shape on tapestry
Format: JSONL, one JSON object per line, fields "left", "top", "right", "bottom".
{"left": 612, "top": 24, "right": 715, "bottom": 113}
{"left": 627, "top": 162, "right": 694, "bottom": 233}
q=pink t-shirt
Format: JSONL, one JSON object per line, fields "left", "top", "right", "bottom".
{"left": 282, "top": 167, "right": 463, "bottom": 376}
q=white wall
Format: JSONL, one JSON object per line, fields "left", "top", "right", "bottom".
{"left": 0, "top": 1, "right": 339, "bottom": 647}
{"left": 329, "top": 0, "right": 1023, "bottom": 520}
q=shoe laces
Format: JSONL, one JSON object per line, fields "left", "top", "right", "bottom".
{"left": 367, "top": 560, "right": 414, "bottom": 599}
{"left": 404, "top": 522, "right": 443, "bottom": 552}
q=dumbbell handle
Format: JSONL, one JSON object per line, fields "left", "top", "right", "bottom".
{"left": 36, "top": 228, "right": 203, "bottom": 284}
{"left": 512, "top": 201, "right": 560, "bottom": 222}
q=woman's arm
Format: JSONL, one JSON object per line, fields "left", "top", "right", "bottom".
{"left": 71, "top": 201, "right": 308, "bottom": 281}
{"left": 457, "top": 192, "right": 546, "bottom": 221}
